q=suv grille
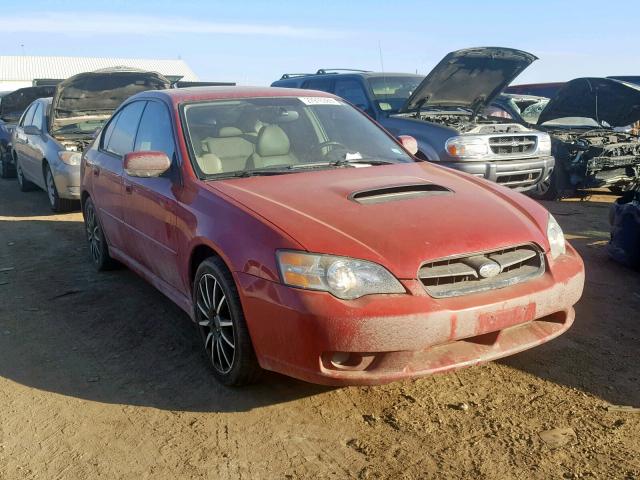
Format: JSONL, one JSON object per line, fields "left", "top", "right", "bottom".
{"left": 489, "top": 135, "right": 537, "bottom": 155}
{"left": 418, "top": 245, "right": 544, "bottom": 298}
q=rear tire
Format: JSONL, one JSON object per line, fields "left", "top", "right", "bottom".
{"left": 0, "top": 147, "right": 15, "bottom": 178}
{"left": 193, "top": 257, "right": 262, "bottom": 386}
{"left": 16, "top": 158, "right": 35, "bottom": 192}
{"left": 83, "top": 197, "right": 118, "bottom": 271}
{"left": 45, "top": 164, "right": 77, "bottom": 212}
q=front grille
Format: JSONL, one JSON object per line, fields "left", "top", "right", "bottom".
{"left": 489, "top": 135, "right": 537, "bottom": 155}
{"left": 418, "top": 244, "right": 544, "bottom": 298}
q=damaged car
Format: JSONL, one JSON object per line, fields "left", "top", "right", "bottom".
{"left": 0, "top": 85, "right": 56, "bottom": 178}
{"left": 506, "top": 78, "right": 640, "bottom": 199}
{"left": 81, "top": 86, "right": 584, "bottom": 386}
{"left": 12, "top": 67, "right": 170, "bottom": 211}
{"left": 272, "top": 47, "right": 555, "bottom": 192}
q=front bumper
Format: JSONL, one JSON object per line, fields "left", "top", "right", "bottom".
{"left": 441, "top": 155, "right": 555, "bottom": 192}
{"left": 52, "top": 161, "right": 81, "bottom": 199}
{"left": 237, "top": 244, "right": 584, "bottom": 386}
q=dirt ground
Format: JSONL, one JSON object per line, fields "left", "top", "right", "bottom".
{"left": 0, "top": 178, "right": 638, "bottom": 480}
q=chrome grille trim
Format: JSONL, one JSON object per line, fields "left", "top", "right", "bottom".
{"left": 489, "top": 135, "right": 538, "bottom": 155}
{"left": 418, "top": 244, "right": 545, "bottom": 298}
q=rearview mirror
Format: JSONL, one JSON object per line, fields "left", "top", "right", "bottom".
{"left": 398, "top": 135, "right": 418, "bottom": 155}
{"left": 123, "top": 151, "right": 171, "bottom": 178}
{"left": 23, "top": 125, "right": 42, "bottom": 136}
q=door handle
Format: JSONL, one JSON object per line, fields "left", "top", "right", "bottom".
{"left": 125, "top": 184, "right": 133, "bottom": 194}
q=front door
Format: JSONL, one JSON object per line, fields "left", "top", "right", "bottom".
{"left": 121, "top": 100, "right": 182, "bottom": 290}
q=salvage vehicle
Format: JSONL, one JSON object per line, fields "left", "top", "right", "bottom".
{"left": 12, "top": 68, "right": 170, "bottom": 211}
{"left": 80, "top": 86, "right": 585, "bottom": 386}
{"left": 271, "top": 47, "right": 555, "bottom": 192}
{"left": 0, "top": 85, "right": 56, "bottom": 178}
{"left": 497, "top": 78, "right": 640, "bottom": 199}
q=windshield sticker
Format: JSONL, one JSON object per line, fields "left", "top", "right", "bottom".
{"left": 298, "top": 97, "right": 341, "bottom": 106}
{"left": 345, "top": 152, "right": 363, "bottom": 160}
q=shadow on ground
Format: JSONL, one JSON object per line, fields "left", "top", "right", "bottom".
{"left": 500, "top": 197, "right": 640, "bottom": 407}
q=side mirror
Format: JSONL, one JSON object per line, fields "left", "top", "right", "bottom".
{"left": 398, "top": 135, "right": 418, "bottom": 155}
{"left": 123, "top": 151, "right": 171, "bottom": 178}
{"left": 23, "top": 125, "right": 42, "bottom": 136}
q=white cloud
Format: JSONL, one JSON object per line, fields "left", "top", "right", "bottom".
{"left": 0, "top": 12, "right": 344, "bottom": 39}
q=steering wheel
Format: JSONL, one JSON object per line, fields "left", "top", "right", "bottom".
{"left": 313, "top": 141, "right": 348, "bottom": 159}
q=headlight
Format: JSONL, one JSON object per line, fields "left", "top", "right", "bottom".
{"left": 58, "top": 151, "right": 81, "bottom": 166}
{"left": 537, "top": 133, "right": 552, "bottom": 156}
{"left": 445, "top": 136, "right": 489, "bottom": 159}
{"left": 547, "top": 214, "right": 566, "bottom": 259}
{"left": 276, "top": 251, "right": 405, "bottom": 300}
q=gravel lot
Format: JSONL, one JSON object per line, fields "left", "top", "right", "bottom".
{"left": 0, "top": 177, "right": 638, "bottom": 479}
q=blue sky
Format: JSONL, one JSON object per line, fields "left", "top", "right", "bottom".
{"left": 0, "top": 0, "right": 638, "bottom": 85}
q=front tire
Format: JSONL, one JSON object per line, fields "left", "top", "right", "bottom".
{"left": 193, "top": 257, "right": 261, "bottom": 386}
{"left": 83, "top": 197, "right": 117, "bottom": 271}
{"left": 45, "top": 164, "right": 77, "bottom": 212}
{"left": 530, "top": 167, "right": 566, "bottom": 201}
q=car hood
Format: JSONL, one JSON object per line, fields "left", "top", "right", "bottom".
{"left": 537, "top": 77, "right": 640, "bottom": 127}
{"left": 210, "top": 163, "right": 550, "bottom": 279}
{"left": 0, "top": 86, "right": 56, "bottom": 122}
{"left": 400, "top": 47, "right": 537, "bottom": 114}
{"left": 50, "top": 67, "right": 171, "bottom": 133}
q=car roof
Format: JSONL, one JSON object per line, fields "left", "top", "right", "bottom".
{"left": 276, "top": 71, "right": 423, "bottom": 81}
{"left": 137, "top": 86, "right": 338, "bottom": 105}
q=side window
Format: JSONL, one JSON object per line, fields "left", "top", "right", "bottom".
{"left": 31, "top": 103, "right": 44, "bottom": 130}
{"left": 333, "top": 79, "right": 370, "bottom": 110}
{"left": 20, "top": 104, "right": 36, "bottom": 127}
{"left": 100, "top": 111, "right": 121, "bottom": 150}
{"left": 104, "top": 101, "right": 146, "bottom": 156}
{"left": 303, "top": 78, "right": 333, "bottom": 93}
{"left": 134, "top": 101, "right": 175, "bottom": 160}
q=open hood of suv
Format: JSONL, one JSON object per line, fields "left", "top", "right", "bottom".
{"left": 0, "top": 86, "right": 56, "bottom": 122}
{"left": 400, "top": 47, "right": 537, "bottom": 114}
{"left": 50, "top": 67, "right": 171, "bottom": 133}
{"left": 537, "top": 77, "right": 640, "bottom": 127}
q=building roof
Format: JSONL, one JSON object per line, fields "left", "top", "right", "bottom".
{"left": 0, "top": 56, "right": 199, "bottom": 82}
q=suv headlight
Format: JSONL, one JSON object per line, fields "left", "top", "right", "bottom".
{"left": 537, "top": 133, "right": 552, "bottom": 156}
{"left": 276, "top": 251, "right": 405, "bottom": 300}
{"left": 445, "top": 136, "right": 489, "bottom": 159}
{"left": 547, "top": 214, "right": 566, "bottom": 259}
{"left": 58, "top": 151, "right": 81, "bottom": 166}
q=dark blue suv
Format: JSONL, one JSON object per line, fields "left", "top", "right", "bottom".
{"left": 272, "top": 48, "right": 555, "bottom": 192}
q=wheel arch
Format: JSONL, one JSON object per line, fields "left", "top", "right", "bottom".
{"left": 189, "top": 243, "right": 227, "bottom": 287}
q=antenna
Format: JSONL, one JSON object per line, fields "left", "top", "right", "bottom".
{"left": 378, "top": 40, "right": 385, "bottom": 73}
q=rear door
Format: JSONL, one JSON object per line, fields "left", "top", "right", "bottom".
{"left": 121, "top": 100, "right": 181, "bottom": 290}
{"left": 89, "top": 101, "right": 146, "bottom": 251}
{"left": 21, "top": 102, "right": 45, "bottom": 186}
{"left": 13, "top": 103, "right": 37, "bottom": 179}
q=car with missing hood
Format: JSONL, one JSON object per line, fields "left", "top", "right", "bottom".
{"left": 0, "top": 85, "right": 56, "bottom": 178}
{"left": 493, "top": 78, "right": 640, "bottom": 199}
{"left": 80, "top": 86, "right": 584, "bottom": 386}
{"left": 272, "top": 47, "right": 555, "bottom": 192}
{"left": 12, "top": 67, "right": 170, "bottom": 211}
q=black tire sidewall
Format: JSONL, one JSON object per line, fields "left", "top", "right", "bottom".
{"left": 193, "top": 258, "right": 260, "bottom": 386}
{"left": 83, "top": 198, "right": 111, "bottom": 270}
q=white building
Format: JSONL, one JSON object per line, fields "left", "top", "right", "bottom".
{"left": 0, "top": 55, "right": 199, "bottom": 91}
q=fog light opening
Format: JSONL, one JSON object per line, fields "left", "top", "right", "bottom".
{"left": 327, "top": 352, "right": 376, "bottom": 371}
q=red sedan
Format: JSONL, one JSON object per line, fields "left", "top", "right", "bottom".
{"left": 80, "top": 87, "right": 585, "bottom": 386}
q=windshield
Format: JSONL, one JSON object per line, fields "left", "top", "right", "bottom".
{"left": 367, "top": 76, "right": 424, "bottom": 114}
{"left": 53, "top": 119, "right": 108, "bottom": 136}
{"left": 183, "top": 96, "right": 414, "bottom": 178}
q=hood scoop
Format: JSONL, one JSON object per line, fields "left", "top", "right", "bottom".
{"left": 350, "top": 183, "right": 453, "bottom": 205}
